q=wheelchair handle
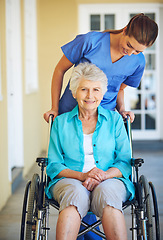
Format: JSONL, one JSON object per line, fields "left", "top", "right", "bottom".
{"left": 45, "top": 114, "right": 54, "bottom": 157}
{"left": 125, "top": 115, "right": 133, "bottom": 158}
{"left": 49, "top": 114, "right": 54, "bottom": 129}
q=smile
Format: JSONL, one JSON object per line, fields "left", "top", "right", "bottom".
{"left": 122, "top": 48, "right": 128, "bottom": 55}
{"left": 84, "top": 100, "right": 95, "bottom": 104}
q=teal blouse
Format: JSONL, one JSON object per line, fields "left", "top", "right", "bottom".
{"left": 45, "top": 105, "right": 135, "bottom": 200}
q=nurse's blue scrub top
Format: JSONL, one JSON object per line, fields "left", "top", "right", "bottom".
{"left": 59, "top": 31, "right": 145, "bottom": 114}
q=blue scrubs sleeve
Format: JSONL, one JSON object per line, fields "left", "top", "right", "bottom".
{"left": 123, "top": 53, "right": 145, "bottom": 88}
{"left": 61, "top": 33, "right": 91, "bottom": 64}
{"left": 61, "top": 32, "right": 105, "bottom": 65}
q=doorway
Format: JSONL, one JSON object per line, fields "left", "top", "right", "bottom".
{"left": 6, "top": 0, "right": 23, "bottom": 181}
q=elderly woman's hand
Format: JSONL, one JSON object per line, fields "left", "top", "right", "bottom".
{"left": 82, "top": 177, "right": 100, "bottom": 191}
{"left": 85, "top": 167, "right": 107, "bottom": 182}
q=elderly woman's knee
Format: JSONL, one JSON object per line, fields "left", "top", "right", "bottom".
{"left": 67, "top": 183, "right": 89, "bottom": 200}
{"left": 91, "top": 184, "right": 107, "bottom": 205}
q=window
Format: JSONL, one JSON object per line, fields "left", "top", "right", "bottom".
{"left": 79, "top": 3, "right": 160, "bottom": 140}
{"left": 24, "top": 0, "right": 38, "bottom": 94}
{"left": 90, "top": 14, "right": 115, "bottom": 31}
{"left": 124, "top": 11, "right": 159, "bottom": 139}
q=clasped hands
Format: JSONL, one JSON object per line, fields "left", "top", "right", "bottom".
{"left": 82, "top": 167, "right": 107, "bottom": 192}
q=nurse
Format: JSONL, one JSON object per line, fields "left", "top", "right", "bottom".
{"left": 43, "top": 13, "right": 158, "bottom": 240}
{"left": 44, "top": 13, "right": 158, "bottom": 123}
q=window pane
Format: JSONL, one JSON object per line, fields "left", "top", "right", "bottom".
{"left": 145, "top": 114, "right": 156, "bottom": 129}
{"left": 145, "top": 54, "right": 155, "bottom": 70}
{"left": 146, "top": 42, "right": 155, "bottom": 50}
{"left": 130, "top": 93, "right": 141, "bottom": 110}
{"left": 143, "top": 73, "right": 156, "bottom": 91}
{"left": 138, "top": 81, "right": 141, "bottom": 90}
{"left": 104, "top": 14, "right": 115, "bottom": 30}
{"left": 130, "top": 13, "right": 155, "bottom": 21}
{"left": 132, "top": 114, "right": 141, "bottom": 129}
{"left": 145, "top": 13, "right": 155, "bottom": 21}
{"left": 130, "top": 13, "right": 138, "bottom": 18}
{"left": 90, "top": 15, "right": 100, "bottom": 31}
{"left": 145, "top": 94, "right": 156, "bottom": 110}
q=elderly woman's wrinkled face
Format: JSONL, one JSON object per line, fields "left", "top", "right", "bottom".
{"left": 73, "top": 78, "right": 103, "bottom": 112}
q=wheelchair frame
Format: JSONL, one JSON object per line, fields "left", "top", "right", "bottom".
{"left": 20, "top": 116, "right": 160, "bottom": 240}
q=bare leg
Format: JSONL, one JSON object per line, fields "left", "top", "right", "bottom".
{"left": 56, "top": 206, "right": 81, "bottom": 240}
{"left": 102, "top": 206, "right": 127, "bottom": 240}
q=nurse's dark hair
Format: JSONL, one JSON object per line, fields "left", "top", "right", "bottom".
{"left": 104, "top": 13, "right": 158, "bottom": 47}
{"left": 69, "top": 62, "right": 108, "bottom": 95}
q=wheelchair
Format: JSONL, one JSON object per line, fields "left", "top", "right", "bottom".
{"left": 20, "top": 115, "right": 160, "bottom": 240}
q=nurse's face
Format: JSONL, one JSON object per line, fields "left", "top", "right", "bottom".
{"left": 73, "top": 78, "right": 103, "bottom": 112}
{"left": 119, "top": 29, "right": 147, "bottom": 56}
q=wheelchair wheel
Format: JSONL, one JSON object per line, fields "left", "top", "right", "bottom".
{"left": 20, "top": 180, "right": 31, "bottom": 240}
{"left": 149, "top": 182, "right": 160, "bottom": 240}
{"left": 25, "top": 174, "right": 40, "bottom": 240}
{"left": 139, "top": 175, "right": 153, "bottom": 240}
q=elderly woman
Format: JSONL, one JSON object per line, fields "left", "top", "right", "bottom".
{"left": 45, "top": 62, "right": 135, "bottom": 240}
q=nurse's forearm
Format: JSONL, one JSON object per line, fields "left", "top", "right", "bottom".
{"left": 51, "top": 68, "right": 64, "bottom": 112}
{"left": 116, "top": 84, "right": 135, "bottom": 122}
{"left": 51, "top": 55, "right": 74, "bottom": 113}
{"left": 116, "top": 89, "right": 125, "bottom": 113}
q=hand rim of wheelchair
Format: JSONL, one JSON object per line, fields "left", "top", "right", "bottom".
{"left": 149, "top": 181, "right": 160, "bottom": 240}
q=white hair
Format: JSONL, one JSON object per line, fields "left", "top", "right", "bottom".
{"left": 69, "top": 62, "right": 108, "bottom": 95}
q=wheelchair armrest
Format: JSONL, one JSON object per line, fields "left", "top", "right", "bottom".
{"left": 36, "top": 157, "right": 48, "bottom": 167}
{"left": 131, "top": 158, "right": 144, "bottom": 168}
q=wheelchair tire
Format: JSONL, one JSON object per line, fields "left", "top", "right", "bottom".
{"left": 25, "top": 174, "right": 40, "bottom": 240}
{"left": 149, "top": 182, "right": 160, "bottom": 240}
{"left": 139, "top": 175, "right": 153, "bottom": 240}
{"left": 20, "top": 180, "right": 31, "bottom": 240}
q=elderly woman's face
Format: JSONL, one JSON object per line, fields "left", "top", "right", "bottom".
{"left": 73, "top": 78, "right": 103, "bottom": 112}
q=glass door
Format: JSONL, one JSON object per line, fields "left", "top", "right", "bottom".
{"left": 124, "top": 13, "right": 159, "bottom": 139}
{"left": 78, "top": 4, "right": 160, "bottom": 140}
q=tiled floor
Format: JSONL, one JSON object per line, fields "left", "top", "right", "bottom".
{"left": 0, "top": 150, "right": 162, "bottom": 240}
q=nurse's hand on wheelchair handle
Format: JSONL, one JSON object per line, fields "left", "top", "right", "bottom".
{"left": 120, "top": 110, "right": 135, "bottom": 123}
{"left": 43, "top": 109, "right": 58, "bottom": 123}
